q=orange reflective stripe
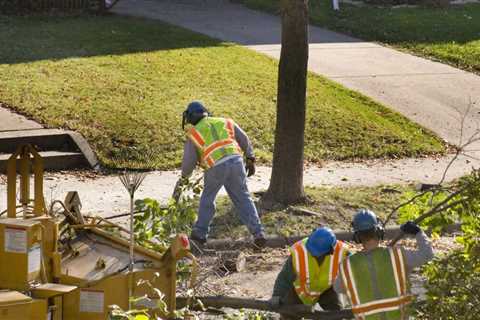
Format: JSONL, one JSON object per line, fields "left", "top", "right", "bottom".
{"left": 189, "top": 128, "right": 205, "bottom": 147}
{"left": 226, "top": 119, "right": 235, "bottom": 138}
{"left": 332, "top": 242, "right": 343, "bottom": 281}
{"left": 202, "top": 139, "right": 235, "bottom": 161}
{"left": 353, "top": 295, "right": 412, "bottom": 315}
{"left": 392, "top": 248, "right": 406, "bottom": 295}
{"left": 342, "top": 259, "right": 359, "bottom": 306}
{"left": 296, "top": 245, "right": 308, "bottom": 293}
{"left": 205, "top": 156, "right": 215, "bottom": 168}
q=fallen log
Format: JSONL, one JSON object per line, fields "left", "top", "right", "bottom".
{"left": 177, "top": 296, "right": 354, "bottom": 319}
{"left": 205, "top": 224, "right": 462, "bottom": 250}
{"left": 206, "top": 227, "right": 402, "bottom": 250}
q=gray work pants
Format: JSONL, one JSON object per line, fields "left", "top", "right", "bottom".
{"left": 192, "top": 156, "right": 264, "bottom": 240}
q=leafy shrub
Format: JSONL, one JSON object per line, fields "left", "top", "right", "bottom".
{"left": 397, "top": 171, "right": 480, "bottom": 319}
{"left": 133, "top": 177, "right": 202, "bottom": 251}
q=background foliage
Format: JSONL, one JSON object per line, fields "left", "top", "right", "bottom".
{"left": 397, "top": 171, "right": 480, "bottom": 319}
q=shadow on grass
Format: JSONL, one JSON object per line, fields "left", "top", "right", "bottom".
{"left": 0, "top": 13, "right": 225, "bottom": 65}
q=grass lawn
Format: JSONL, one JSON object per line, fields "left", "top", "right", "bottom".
{"left": 210, "top": 185, "right": 409, "bottom": 239}
{"left": 0, "top": 15, "right": 444, "bottom": 169}
{"left": 241, "top": 0, "right": 480, "bottom": 73}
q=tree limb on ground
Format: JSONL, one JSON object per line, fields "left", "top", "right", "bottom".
{"left": 177, "top": 296, "right": 354, "bottom": 319}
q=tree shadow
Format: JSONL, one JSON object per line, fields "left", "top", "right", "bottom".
{"left": 0, "top": 13, "right": 226, "bottom": 65}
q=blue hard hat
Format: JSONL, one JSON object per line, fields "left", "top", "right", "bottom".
{"left": 305, "top": 227, "right": 337, "bottom": 257}
{"left": 352, "top": 209, "right": 379, "bottom": 232}
{"left": 182, "top": 101, "right": 209, "bottom": 129}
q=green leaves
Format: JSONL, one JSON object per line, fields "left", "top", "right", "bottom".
{"left": 133, "top": 176, "right": 203, "bottom": 251}
{"left": 396, "top": 170, "right": 480, "bottom": 319}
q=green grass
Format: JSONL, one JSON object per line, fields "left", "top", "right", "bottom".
{"left": 210, "top": 185, "right": 410, "bottom": 239}
{"left": 0, "top": 15, "right": 445, "bottom": 169}
{"left": 242, "top": 0, "right": 480, "bottom": 73}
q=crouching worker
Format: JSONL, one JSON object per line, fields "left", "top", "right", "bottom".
{"left": 271, "top": 227, "right": 350, "bottom": 319}
{"left": 334, "top": 209, "right": 434, "bottom": 320}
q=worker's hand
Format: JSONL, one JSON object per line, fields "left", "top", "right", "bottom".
{"left": 245, "top": 157, "right": 256, "bottom": 177}
{"left": 268, "top": 296, "right": 281, "bottom": 308}
{"left": 400, "top": 221, "right": 421, "bottom": 235}
{"left": 172, "top": 178, "right": 184, "bottom": 202}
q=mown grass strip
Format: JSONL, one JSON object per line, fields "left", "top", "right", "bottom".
{"left": 0, "top": 15, "right": 444, "bottom": 169}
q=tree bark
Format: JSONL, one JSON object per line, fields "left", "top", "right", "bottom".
{"left": 264, "top": 0, "right": 309, "bottom": 205}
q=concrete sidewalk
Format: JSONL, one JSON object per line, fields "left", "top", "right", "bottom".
{"left": 0, "top": 106, "right": 42, "bottom": 132}
{"left": 112, "top": 0, "right": 480, "bottom": 150}
{"left": 0, "top": 154, "right": 471, "bottom": 216}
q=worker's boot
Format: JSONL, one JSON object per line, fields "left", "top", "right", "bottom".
{"left": 253, "top": 236, "right": 267, "bottom": 248}
{"left": 189, "top": 233, "right": 207, "bottom": 255}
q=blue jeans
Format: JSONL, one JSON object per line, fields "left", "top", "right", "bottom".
{"left": 192, "top": 156, "right": 265, "bottom": 240}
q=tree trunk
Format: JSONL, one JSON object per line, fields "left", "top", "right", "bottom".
{"left": 264, "top": 0, "right": 309, "bottom": 206}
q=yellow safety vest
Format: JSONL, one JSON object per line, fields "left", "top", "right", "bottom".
{"left": 339, "top": 247, "right": 412, "bottom": 320}
{"left": 290, "top": 239, "right": 349, "bottom": 305}
{"left": 187, "top": 117, "right": 242, "bottom": 169}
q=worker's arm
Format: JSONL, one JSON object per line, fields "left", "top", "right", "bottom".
{"left": 234, "top": 123, "right": 254, "bottom": 159}
{"left": 272, "top": 256, "right": 296, "bottom": 300}
{"left": 402, "top": 230, "right": 434, "bottom": 272}
{"left": 180, "top": 140, "right": 198, "bottom": 178}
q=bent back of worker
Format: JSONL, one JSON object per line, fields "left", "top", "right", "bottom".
{"left": 188, "top": 117, "right": 241, "bottom": 169}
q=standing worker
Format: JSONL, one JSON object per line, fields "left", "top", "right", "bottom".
{"left": 271, "top": 227, "right": 350, "bottom": 319}
{"left": 173, "top": 101, "right": 266, "bottom": 247}
{"left": 334, "top": 209, "right": 434, "bottom": 320}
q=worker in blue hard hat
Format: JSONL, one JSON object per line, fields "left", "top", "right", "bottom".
{"left": 334, "top": 209, "right": 434, "bottom": 320}
{"left": 173, "top": 101, "right": 266, "bottom": 247}
{"left": 271, "top": 226, "right": 351, "bottom": 319}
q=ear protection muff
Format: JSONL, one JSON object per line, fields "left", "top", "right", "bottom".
{"left": 376, "top": 219, "right": 385, "bottom": 240}
{"left": 352, "top": 221, "right": 361, "bottom": 243}
{"left": 352, "top": 223, "right": 385, "bottom": 243}
{"left": 353, "top": 231, "right": 361, "bottom": 244}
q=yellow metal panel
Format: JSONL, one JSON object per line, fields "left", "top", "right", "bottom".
{"left": 0, "top": 219, "right": 42, "bottom": 291}
{"left": 33, "top": 216, "right": 60, "bottom": 282}
{"left": 0, "top": 291, "right": 31, "bottom": 320}
{"left": 52, "top": 296, "right": 63, "bottom": 320}
{"left": 30, "top": 299, "right": 48, "bottom": 320}
{"left": 30, "top": 146, "right": 46, "bottom": 216}
{"left": 62, "top": 273, "right": 129, "bottom": 320}
{"left": 6, "top": 151, "right": 20, "bottom": 218}
{"left": 31, "top": 283, "right": 77, "bottom": 299}
{"left": 20, "top": 147, "right": 30, "bottom": 208}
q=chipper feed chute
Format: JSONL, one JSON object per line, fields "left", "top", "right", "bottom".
{"left": 0, "top": 145, "right": 194, "bottom": 320}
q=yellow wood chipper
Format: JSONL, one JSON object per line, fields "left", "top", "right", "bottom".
{"left": 0, "top": 145, "right": 195, "bottom": 320}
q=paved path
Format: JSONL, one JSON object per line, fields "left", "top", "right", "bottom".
{"left": 0, "top": 106, "right": 42, "bottom": 132}
{"left": 112, "top": 0, "right": 480, "bottom": 149}
{"left": 0, "top": 154, "right": 471, "bottom": 215}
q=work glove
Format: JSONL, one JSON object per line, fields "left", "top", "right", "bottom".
{"left": 172, "top": 178, "right": 184, "bottom": 202}
{"left": 245, "top": 157, "right": 256, "bottom": 177}
{"left": 400, "top": 221, "right": 421, "bottom": 235}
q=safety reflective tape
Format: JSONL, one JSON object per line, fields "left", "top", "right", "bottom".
{"left": 329, "top": 242, "right": 344, "bottom": 285}
{"left": 342, "top": 259, "right": 360, "bottom": 306}
{"left": 389, "top": 248, "right": 402, "bottom": 297}
{"left": 189, "top": 128, "right": 205, "bottom": 147}
{"left": 392, "top": 247, "right": 407, "bottom": 296}
{"left": 202, "top": 139, "right": 235, "bottom": 161}
{"left": 353, "top": 295, "right": 412, "bottom": 315}
{"left": 206, "top": 157, "right": 215, "bottom": 168}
